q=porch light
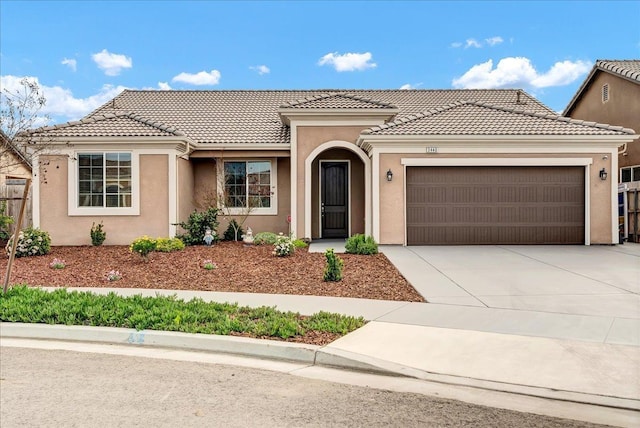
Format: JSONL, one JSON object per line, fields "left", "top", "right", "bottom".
{"left": 599, "top": 168, "right": 608, "bottom": 181}
{"left": 386, "top": 169, "right": 393, "bottom": 182}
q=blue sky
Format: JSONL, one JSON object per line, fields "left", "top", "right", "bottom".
{"left": 1, "top": 0, "right": 639, "bottom": 125}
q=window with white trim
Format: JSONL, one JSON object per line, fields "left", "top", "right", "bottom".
{"left": 78, "top": 153, "right": 132, "bottom": 207}
{"left": 220, "top": 159, "right": 277, "bottom": 214}
{"left": 69, "top": 151, "right": 139, "bottom": 216}
{"left": 621, "top": 165, "right": 640, "bottom": 183}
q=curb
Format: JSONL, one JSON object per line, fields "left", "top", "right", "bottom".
{"left": 2, "top": 322, "right": 638, "bottom": 412}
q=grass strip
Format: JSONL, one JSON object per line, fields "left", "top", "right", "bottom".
{"left": 0, "top": 286, "right": 365, "bottom": 340}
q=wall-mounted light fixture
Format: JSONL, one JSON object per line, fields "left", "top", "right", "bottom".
{"left": 599, "top": 168, "right": 608, "bottom": 181}
{"left": 386, "top": 169, "right": 393, "bottom": 182}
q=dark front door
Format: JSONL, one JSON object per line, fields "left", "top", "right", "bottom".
{"left": 321, "top": 162, "right": 348, "bottom": 238}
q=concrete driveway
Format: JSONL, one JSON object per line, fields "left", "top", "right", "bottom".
{"left": 382, "top": 244, "right": 640, "bottom": 320}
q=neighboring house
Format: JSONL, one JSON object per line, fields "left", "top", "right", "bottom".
{"left": 30, "top": 89, "right": 637, "bottom": 246}
{"left": 564, "top": 60, "right": 640, "bottom": 184}
{"left": 0, "top": 129, "right": 32, "bottom": 184}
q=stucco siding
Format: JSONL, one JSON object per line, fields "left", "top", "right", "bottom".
{"left": 41, "top": 154, "right": 170, "bottom": 245}
{"left": 177, "top": 157, "right": 195, "bottom": 227}
{"left": 569, "top": 72, "right": 640, "bottom": 170}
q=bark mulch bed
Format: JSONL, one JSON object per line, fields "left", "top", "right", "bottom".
{"left": 3, "top": 242, "right": 424, "bottom": 302}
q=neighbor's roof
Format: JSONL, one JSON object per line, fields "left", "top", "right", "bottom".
{"left": 564, "top": 59, "right": 640, "bottom": 115}
{"left": 362, "top": 101, "right": 636, "bottom": 136}
{"left": 35, "top": 89, "right": 553, "bottom": 145}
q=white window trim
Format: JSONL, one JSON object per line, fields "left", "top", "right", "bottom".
{"left": 68, "top": 151, "right": 140, "bottom": 216}
{"left": 620, "top": 165, "right": 640, "bottom": 183}
{"left": 217, "top": 158, "right": 278, "bottom": 216}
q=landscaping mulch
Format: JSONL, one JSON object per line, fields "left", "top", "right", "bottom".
{"left": 2, "top": 242, "right": 424, "bottom": 302}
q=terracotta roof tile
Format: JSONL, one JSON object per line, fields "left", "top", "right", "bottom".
{"left": 596, "top": 59, "right": 640, "bottom": 82}
{"left": 280, "top": 93, "right": 397, "bottom": 109}
{"left": 363, "top": 101, "right": 636, "bottom": 136}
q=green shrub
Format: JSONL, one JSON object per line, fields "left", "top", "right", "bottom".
{"left": 254, "top": 232, "right": 278, "bottom": 245}
{"left": 175, "top": 208, "right": 220, "bottom": 246}
{"left": 155, "top": 237, "right": 185, "bottom": 252}
{"left": 0, "top": 201, "right": 14, "bottom": 241}
{"left": 293, "top": 238, "right": 308, "bottom": 249}
{"left": 129, "top": 236, "right": 157, "bottom": 261}
{"left": 90, "top": 222, "right": 106, "bottom": 246}
{"left": 5, "top": 227, "right": 51, "bottom": 258}
{"left": 323, "top": 248, "right": 344, "bottom": 282}
{"left": 273, "top": 234, "right": 295, "bottom": 257}
{"left": 344, "top": 234, "right": 378, "bottom": 255}
{"left": 223, "top": 219, "right": 244, "bottom": 241}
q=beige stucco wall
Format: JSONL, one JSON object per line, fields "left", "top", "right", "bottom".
{"left": 40, "top": 154, "right": 170, "bottom": 245}
{"left": 177, "top": 157, "right": 194, "bottom": 226}
{"left": 1, "top": 151, "right": 31, "bottom": 183}
{"left": 296, "top": 126, "right": 369, "bottom": 239}
{"left": 378, "top": 152, "right": 614, "bottom": 245}
{"left": 191, "top": 157, "right": 291, "bottom": 237}
{"left": 569, "top": 72, "right": 640, "bottom": 170}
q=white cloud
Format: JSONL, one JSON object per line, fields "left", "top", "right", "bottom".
{"left": 91, "top": 49, "right": 132, "bottom": 76}
{"left": 318, "top": 52, "right": 377, "bottom": 72}
{"left": 1, "top": 75, "right": 127, "bottom": 123}
{"left": 157, "top": 82, "right": 172, "bottom": 90}
{"left": 400, "top": 83, "right": 423, "bottom": 90}
{"left": 450, "top": 42, "right": 463, "bottom": 48}
{"left": 61, "top": 58, "right": 77, "bottom": 72}
{"left": 452, "top": 57, "right": 591, "bottom": 89}
{"left": 485, "top": 36, "right": 504, "bottom": 46}
{"left": 172, "top": 69, "right": 221, "bottom": 85}
{"left": 250, "top": 65, "right": 270, "bottom": 75}
{"left": 465, "top": 39, "right": 482, "bottom": 48}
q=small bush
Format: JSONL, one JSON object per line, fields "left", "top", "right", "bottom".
{"left": 5, "top": 227, "right": 51, "bottom": 258}
{"left": 130, "top": 236, "right": 157, "bottom": 261}
{"left": 293, "top": 238, "right": 308, "bottom": 249}
{"left": 0, "top": 201, "right": 14, "bottom": 240}
{"left": 175, "top": 208, "right": 220, "bottom": 246}
{"left": 345, "top": 234, "right": 378, "bottom": 255}
{"left": 90, "top": 222, "right": 106, "bottom": 246}
{"left": 273, "top": 234, "right": 295, "bottom": 257}
{"left": 155, "top": 237, "right": 185, "bottom": 252}
{"left": 254, "top": 232, "right": 278, "bottom": 245}
{"left": 323, "top": 248, "right": 344, "bottom": 282}
{"left": 223, "top": 219, "right": 244, "bottom": 241}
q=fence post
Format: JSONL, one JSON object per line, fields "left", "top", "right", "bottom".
{"left": 3, "top": 178, "right": 31, "bottom": 294}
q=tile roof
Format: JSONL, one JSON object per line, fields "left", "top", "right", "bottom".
{"left": 363, "top": 101, "right": 636, "bottom": 136}
{"left": 79, "top": 89, "right": 553, "bottom": 145}
{"left": 280, "top": 93, "right": 397, "bottom": 109}
{"left": 596, "top": 59, "right": 640, "bottom": 82}
{"left": 30, "top": 111, "right": 185, "bottom": 138}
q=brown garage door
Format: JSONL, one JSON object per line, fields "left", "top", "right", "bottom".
{"left": 406, "top": 166, "right": 585, "bottom": 245}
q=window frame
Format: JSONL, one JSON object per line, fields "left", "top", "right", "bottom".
{"left": 68, "top": 150, "right": 140, "bottom": 216}
{"left": 620, "top": 165, "right": 640, "bottom": 183}
{"left": 217, "top": 158, "right": 278, "bottom": 215}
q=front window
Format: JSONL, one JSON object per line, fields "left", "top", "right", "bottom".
{"left": 78, "top": 152, "right": 132, "bottom": 208}
{"left": 621, "top": 165, "right": 640, "bottom": 183}
{"left": 221, "top": 159, "right": 276, "bottom": 214}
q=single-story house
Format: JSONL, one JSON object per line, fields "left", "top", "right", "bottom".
{"left": 29, "top": 89, "right": 637, "bottom": 246}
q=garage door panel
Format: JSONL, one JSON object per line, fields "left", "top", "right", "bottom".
{"left": 406, "top": 166, "right": 585, "bottom": 245}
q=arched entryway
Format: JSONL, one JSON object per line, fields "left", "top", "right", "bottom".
{"left": 304, "top": 141, "right": 371, "bottom": 239}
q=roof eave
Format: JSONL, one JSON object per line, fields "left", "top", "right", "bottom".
{"left": 278, "top": 108, "right": 399, "bottom": 125}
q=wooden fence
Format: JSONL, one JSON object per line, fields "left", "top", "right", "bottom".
{"left": 1, "top": 182, "right": 33, "bottom": 235}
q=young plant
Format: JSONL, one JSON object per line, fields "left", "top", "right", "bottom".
{"left": 224, "top": 219, "right": 244, "bottom": 241}
{"left": 49, "top": 258, "right": 65, "bottom": 269}
{"left": 105, "top": 270, "right": 122, "bottom": 281}
{"left": 253, "top": 232, "right": 278, "bottom": 245}
{"left": 323, "top": 248, "right": 344, "bottom": 282}
{"left": 90, "top": 222, "right": 106, "bottom": 246}
{"left": 273, "top": 233, "right": 295, "bottom": 257}
{"left": 129, "top": 236, "right": 157, "bottom": 261}
{"left": 345, "top": 234, "right": 379, "bottom": 255}
{"left": 202, "top": 260, "right": 217, "bottom": 270}
{"left": 155, "top": 237, "right": 185, "bottom": 252}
